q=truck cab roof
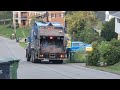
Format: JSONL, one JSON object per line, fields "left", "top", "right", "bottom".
{"left": 35, "top": 21, "right": 64, "bottom": 28}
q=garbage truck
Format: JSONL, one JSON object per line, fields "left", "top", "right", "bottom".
{"left": 25, "top": 21, "right": 67, "bottom": 64}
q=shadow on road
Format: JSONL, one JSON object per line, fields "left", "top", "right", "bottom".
{"left": 34, "top": 61, "right": 67, "bottom": 64}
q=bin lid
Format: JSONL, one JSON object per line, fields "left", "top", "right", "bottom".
{"left": 0, "top": 57, "right": 20, "bottom": 63}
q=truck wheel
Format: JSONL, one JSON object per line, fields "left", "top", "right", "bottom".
{"left": 26, "top": 50, "right": 27, "bottom": 57}
{"left": 27, "top": 54, "right": 30, "bottom": 61}
{"left": 26, "top": 50, "right": 30, "bottom": 61}
{"left": 31, "top": 50, "right": 35, "bottom": 63}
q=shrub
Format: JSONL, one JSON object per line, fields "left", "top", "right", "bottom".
{"left": 86, "top": 49, "right": 100, "bottom": 66}
{"left": 101, "top": 18, "right": 118, "bottom": 41}
{"left": 97, "top": 41, "right": 112, "bottom": 65}
{"left": 110, "top": 38, "right": 120, "bottom": 47}
{"left": 97, "top": 41, "right": 120, "bottom": 66}
{"left": 74, "top": 51, "right": 87, "bottom": 63}
{"left": 104, "top": 46, "right": 120, "bottom": 65}
{"left": 96, "top": 37, "right": 105, "bottom": 44}
{"left": 91, "top": 41, "right": 99, "bottom": 50}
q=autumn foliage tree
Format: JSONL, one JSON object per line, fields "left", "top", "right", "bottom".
{"left": 65, "top": 11, "right": 102, "bottom": 43}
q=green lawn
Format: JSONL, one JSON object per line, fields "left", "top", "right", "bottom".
{"left": 0, "top": 25, "right": 14, "bottom": 38}
{"left": 0, "top": 25, "right": 30, "bottom": 48}
{"left": 0, "top": 25, "right": 30, "bottom": 38}
{"left": 19, "top": 42, "right": 27, "bottom": 48}
{"left": 87, "top": 62, "right": 120, "bottom": 75}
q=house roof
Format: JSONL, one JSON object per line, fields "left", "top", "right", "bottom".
{"left": 109, "top": 11, "right": 118, "bottom": 14}
{"left": 95, "top": 11, "right": 119, "bottom": 22}
{"left": 95, "top": 11, "right": 106, "bottom": 22}
{"left": 111, "top": 12, "right": 120, "bottom": 18}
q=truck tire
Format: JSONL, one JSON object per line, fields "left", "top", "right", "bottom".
{"left": 31, "top": 50, "right": 39, "bottom": 63}
{"left": 26, "top": 50, "right": 30, "bottom": 61}
{"left": 27, "top": 54, "right": 30, "bottom": 61}
{"left": 31, "top": 50, "right": 35, "bottom": 63}
{"left": 26, "top": 50, "right": 27, "bottom": 57}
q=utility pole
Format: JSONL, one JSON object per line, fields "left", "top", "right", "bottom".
{"left": 14, "top": 20, "right": 16, "bottom": 39}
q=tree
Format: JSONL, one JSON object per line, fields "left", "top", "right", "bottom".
{"left": 79, "top": 29, "right": 100, "bottom": 43}
{"left": 101, "top": 18, "right": 118, "bottom": 41}
{"left": 65, "top": 11, "right": 102, "bottom": 43}
{"left": 0, "top": 11, "right": 12, "bottom": 19}
{"left": 30, "top": 15, "right": 44, "bottom": 26}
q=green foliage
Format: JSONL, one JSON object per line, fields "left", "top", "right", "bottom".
{"left": 97, "top": 41, "right": 112, "bottom": 56}
{"left": 0, "top": 25, "right": 29, "bottom": 38}
{"left": 110, "top": 38, "right": 120, "bottom": 47}
{"left": 86, "top": 40, "right": 120, "bottom": 66}
{"left": 95, "top": 37, "right": 105, "bottom": 44}
{"left": 79, "top": 29, "right": 100, "bottom": 43}
{"left": 19, "top": 42, "right": 27, "bottom": 48}
{"left": 66, "top": 11, "right": 97, "bottom": 34}
{"left": 86, "top": 49, "right": 100, "bottom": 66}
{"left": 0, "top": 25, "right": 14, "bottom": 38}
{"left": 88, "top": 62, "right": 120, "bottom": 75}
{"left": 101, "top": 18, "right": 118, "bottom": 41}
{"left": 104, "top": 46, "right": 120, "bottom": 65}
{"left": 97, "top": 41, "right": 112, "bottom": 65}
{"left": 91, "top": 41, "right": 99, "bottom": 50}
{"left": 66, "top": 11, "right": 102, "bottom": 43}
{"left": 86, "top": 42, "right": 100, "bottom": 66}
{"left": 74, "top": 51, "right": 87, "bottom": 63}
{"left": 0, "top": 11, "right": 12, "bottom": 19}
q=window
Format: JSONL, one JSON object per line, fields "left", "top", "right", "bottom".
{"left": 61, "top": 13, "right": 64, "bottom": 18}
{"left": 59, "top": 13, "right": 61, "bottom": 17}
{"left": 58, "top": 13, "right": 64, "bottom": 17}
{"left": 117, "top": 18, "right": 120, "bottom": 23}
{"left": 51, "top": 14, "right": 55, "bottom": 18}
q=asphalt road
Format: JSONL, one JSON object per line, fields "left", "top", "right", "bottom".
{"left": 0, "top": 36, "right": 120, "bottom": 79}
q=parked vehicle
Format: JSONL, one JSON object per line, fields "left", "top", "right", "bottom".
{"left": 25, "top": 21, "right": 67, "bottom": 64}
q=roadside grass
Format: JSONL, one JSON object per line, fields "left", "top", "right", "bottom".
{"left": 0, "top": 25, "right": 30, "bottom": 38}
{"left": 0, "top": 25, "right": 14, "bottom": 38}
{"left": 0, "top": 25, "right": 30, "bottom": 48}
{"left": 64, "top": 52, "right": 87, "bottom": 63}
{"left": 87, "top": 62, "right": 120, "bottom": 75}
{"left": 19, "top": 42, "right": 27, "bottom": 48}
{"left": 16, "top": 27, "right": 29, "bottom": 38}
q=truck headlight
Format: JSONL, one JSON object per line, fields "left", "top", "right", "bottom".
{"left": 60, "top": 54, "right": 64, "bottom": 58}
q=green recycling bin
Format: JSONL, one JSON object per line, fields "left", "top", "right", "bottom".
{"left": 69, "top": 51, "right": 76, "bottom": 61}
{"left": 0, "top": 57, "right": 20, "bottom": 79}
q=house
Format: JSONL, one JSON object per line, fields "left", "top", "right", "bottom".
{"left": 111, "top": 12, "right": 120, "bottom": 40}
{"left": 95, "top": 11, "right": 118, "bottom": 23}
{"left": 13, "top": 11, "right": 66, "bottom": 28}
{"left": 13, "top": 11, "right": 46, "bottom": 27}
{"left": 95, "top": 11, "right": 120, "bottom": 39}
{"left": 43, "top": 11, "right": 65, "bottom": 27}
